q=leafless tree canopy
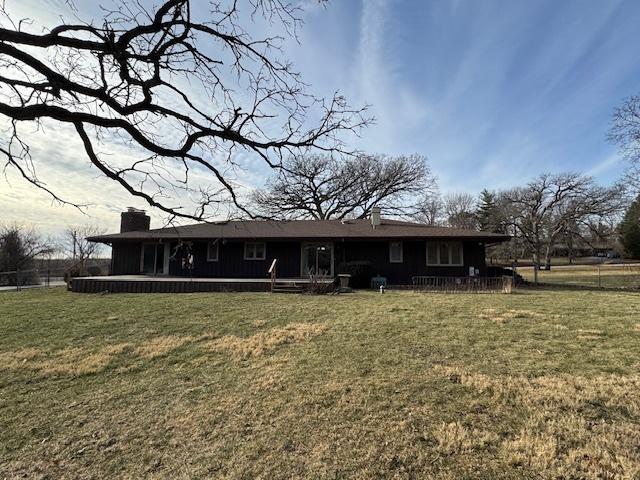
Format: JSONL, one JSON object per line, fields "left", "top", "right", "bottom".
{"left": 0, "top": 0, "right": 368, "bottom": 220}
{"left": 61, "top": 225, "right": 106, "bottom": 263}
{"left": 251, "top": 153, "right": 433, "bottom": 219}
{"left": 609, "top": 94, "right": 640, "bottom": 162}
{"left": 608, "top": 94, "right": 640, "bottom": 191}
{"left": 503, "top": 172, "right": 623, "bottom": 280}
{"left": 442, "top": 192, "right": 477, "bottom": 230}
{"left": 412, "top": 187, "right": 444, "bottom": 226}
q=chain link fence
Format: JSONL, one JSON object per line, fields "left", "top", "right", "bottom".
{"left": 517, "top": 263, "right": 640, "bottom": 289}
{"left": 0, "top": 268, "right": 69, "bottom": 291}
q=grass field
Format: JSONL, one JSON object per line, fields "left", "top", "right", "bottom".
{"left": 518, "top": 264, "right": 640, "bottom": 289}
{"left": 2, "top": 288, "right": 640, "bottom": 479}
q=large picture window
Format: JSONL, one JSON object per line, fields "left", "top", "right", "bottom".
{"left": 207, "top": 241, "right": 219, "bottom": 262}
{"left": 426, "top": 242, "right": 463, "bottom": 266}
{"left": 389, "top": 241, "right": 403, "bottom": 263}
{"left": 244, "top": 242, "right": 266, "bottom": 260}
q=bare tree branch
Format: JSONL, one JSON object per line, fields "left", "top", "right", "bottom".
{"left": 251, "top": 153, "right": 433, "bottom": 219}
{"left": 0, "top": 0, "right": 370, "bottom": 220}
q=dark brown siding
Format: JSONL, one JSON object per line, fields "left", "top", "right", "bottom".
{"left": 112, "top": 243, "right": 141, "bottom": 274}
{"left": 169, "top": 240, "right": 302, "bottom": 278}
{"left": 110, "top": 239, "right": 488, "bottom": 284}
{"left": 336, "top": 240, "right": 487, "bottom": 285}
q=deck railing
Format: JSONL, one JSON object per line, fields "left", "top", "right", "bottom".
{"left": 412, "top": 276, "right": 513, "bottom": 293}
{"left": 268, "top": 259, "right": 277, "bottom": 292}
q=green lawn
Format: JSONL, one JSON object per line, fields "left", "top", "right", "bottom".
{"left": 2, "top": 288, "right": 640, "bottom": 479}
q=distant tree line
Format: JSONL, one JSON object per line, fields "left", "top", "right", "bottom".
{"left": 214, "top": 71, "right": 640, "bottom": 271}
{"left": 0, "top": 224, "right": 106, "bottom": 286}
{"left": 252, "top": 151, "right": 629, "bottom": 277}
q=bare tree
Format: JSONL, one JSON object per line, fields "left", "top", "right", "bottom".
{"left": 0, "top": 1, "right": 369, "bottom": 221}
{"left": 61, "top": 225, "right": 106, "bottom": 269}
{"left": 488, "top": 192, "right": 528, "bottom": 263}
{"left": 413, "top": 187, "right": 444, "bottom": 225}
{"left": 0, "top": 224, "right": 53, "bottom": 285}
{"left": 608, "top": 94, "right": 640, "bottom": 191}
{"left": 442, "top": 192, "right": 477, "bottom": 230}
{"left": 251, "top": 153, "right": 433, "bottom": 219}
{"left": 504, "top": 173, "right": 622, "bottom": 283}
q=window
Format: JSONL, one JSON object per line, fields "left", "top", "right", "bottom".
{"left": 244, "top": 242, "right": 266, "bottom": 260}
{"left": 207, "top": 241, "right": 219, "bottom": 262}
{"left": 389, "top": 241, "right": 403, "bottom": 263}
{"left": 426, "top": 242, "right": 463, "bottom": 266}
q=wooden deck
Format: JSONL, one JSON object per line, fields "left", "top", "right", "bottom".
{"left": 70, "top": 275, "right": 332, "bottom": 293}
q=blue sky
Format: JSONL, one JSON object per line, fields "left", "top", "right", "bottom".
{"left": 1, "top": 0, "right": 639, "bottom": 232}
{"left": 291, "top": 0, "right": 640, "bottom": 192}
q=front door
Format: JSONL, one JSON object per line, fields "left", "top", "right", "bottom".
{"left": 301, "top": 242, "right": 334, "bottom": 277}
{"left": 140, "top": 243, "right": 169, "bottom": 275}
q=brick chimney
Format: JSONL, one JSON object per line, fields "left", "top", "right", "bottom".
{"left": 370, "top": 206, "right": 381, "bottom": 229}
{"left": 120, "top": 208, "right": 150, "bottom": 233}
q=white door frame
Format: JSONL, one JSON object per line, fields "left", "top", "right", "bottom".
{"left": 300, "top": 241, "right": 334, "bottom": 277}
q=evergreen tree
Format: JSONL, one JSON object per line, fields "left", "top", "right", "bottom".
{"left": 619, "top": 195, "right": 640, "bottom": 259}
{"left": 476, "top": 189, "right": 503, "bottom": 232}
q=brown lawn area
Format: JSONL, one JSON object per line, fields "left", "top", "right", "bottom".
{"left": 1, "top": 288, "right": 640, "bottom": 479}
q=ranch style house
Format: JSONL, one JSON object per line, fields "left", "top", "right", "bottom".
{"left": 74, "top": 208, "right": 510, "bottom": 293}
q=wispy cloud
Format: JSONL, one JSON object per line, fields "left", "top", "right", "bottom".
{"left": 587, "top": 153, "right": 622, "bottom": 177}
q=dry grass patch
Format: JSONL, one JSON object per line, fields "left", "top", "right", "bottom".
{"left": 435, "top": 365, "right": 640, "bottom": 478}
{"left": 577, "top": 329, "right": 605, "bottom": 340}
{"left": 207, "top": 323, "right": 328, "bottom": 359}
{"left": 478, "top": 307, "right": 547, "bottom": 325}
{"left": 0, "top": 335, "right": 196, "bottom": 376}
{"left": 0, "top": 347, "right": 43, "bottom": 366}
{"left": 551, "top": 323, "right": 569, "bottom": 330}
{"left": 502, "top": 429, "right": 557, "bottom": 471}
{"left": 0, "top": 343, "right": 132, "bottom": 376}
{"left": 134, "top": 335, "right": 193, "bottom": 359}
{"left": 502, "top": 412, "right": 640, "bottom": 478}
{"left": 433, "top": 422, "right": 498, "bottom": 455}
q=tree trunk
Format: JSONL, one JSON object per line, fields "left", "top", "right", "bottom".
{"left": 568, "top": 237, "right": 574, "bottom": 265}
{"left": 544, "top": 244, "right": 552, "bottom": 270}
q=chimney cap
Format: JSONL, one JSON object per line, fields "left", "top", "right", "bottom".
{"left": 126, "top": 207, "right": 146, "bottom": 214}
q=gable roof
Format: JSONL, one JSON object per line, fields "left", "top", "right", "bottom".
{"left": 88, "top": 218, "right": 510, "bottom": 243}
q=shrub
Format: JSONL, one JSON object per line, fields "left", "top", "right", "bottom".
{"left": 486, "top": 266, "right": 526, "bottom": 285}
{"left": 64, "top": 268, "right": 83, "bottom": 284}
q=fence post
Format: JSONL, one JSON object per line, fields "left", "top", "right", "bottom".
{"left": 597, "top": 265, "right": 601, "bottom": 289}
{"left": 502, "top": 275, "right": 513, "bottom": 294}
{"left": 16, "top": 268, "right": 20, "bottom": 292}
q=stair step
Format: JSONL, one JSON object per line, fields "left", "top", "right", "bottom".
{"left": 272, "top": 288, "right": 303, "bottom": 293}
